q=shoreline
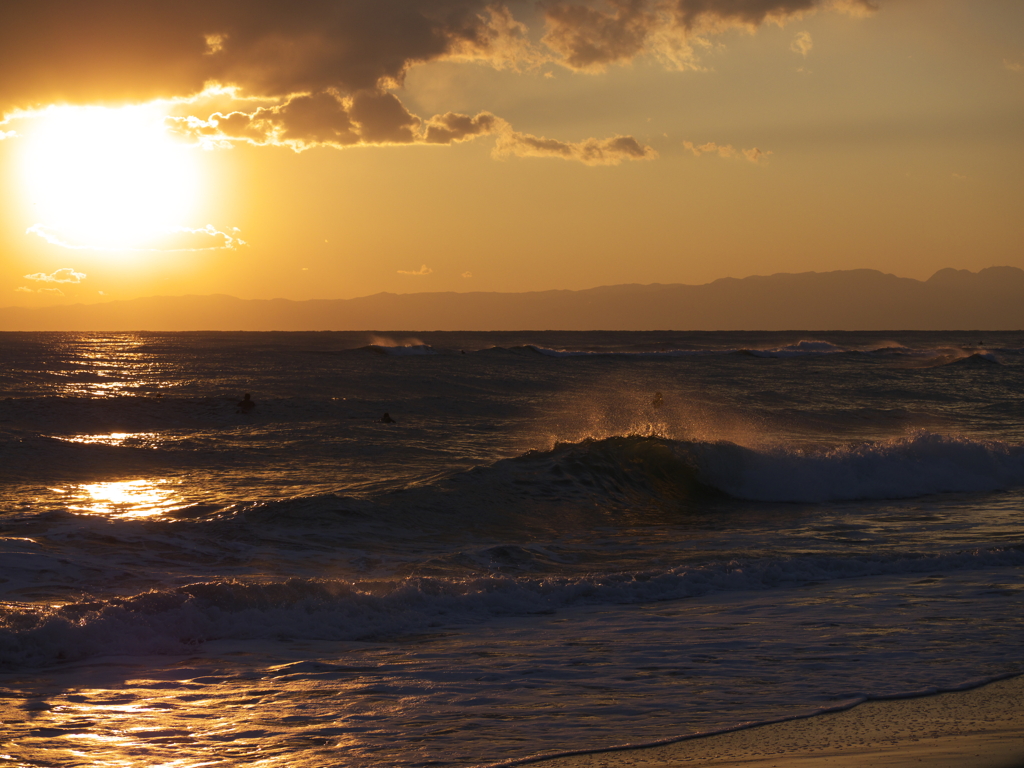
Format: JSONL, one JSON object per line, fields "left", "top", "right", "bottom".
{"left": 508, "top": 675, "right": 1024, "bottom": 768}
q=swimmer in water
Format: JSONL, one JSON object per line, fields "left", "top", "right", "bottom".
{"left": 380, "top": 412, "right": 395, "bottom": 424}
{"left": 652, "top": 391, "right": 664, "bottom": 409}
{"left": 237, "top": 393, "right": 256, "bottom": 413}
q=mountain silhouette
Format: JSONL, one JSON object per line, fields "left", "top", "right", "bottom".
{"left": 2, "top": 267, "right": 1022, "bottom": 331}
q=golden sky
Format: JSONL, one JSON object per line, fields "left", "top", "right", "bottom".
{"left": 1, "top": 0, "right": 1021, "bottom": 305}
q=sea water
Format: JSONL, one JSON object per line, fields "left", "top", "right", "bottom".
{"left": 0, "top": 330, "right": 1022, "bottom": 767}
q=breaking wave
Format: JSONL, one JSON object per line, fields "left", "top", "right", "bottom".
{"left": 455, "top": 432, "right": 1024, "bottom": 505}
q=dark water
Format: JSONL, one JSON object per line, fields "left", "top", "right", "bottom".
{"left": 1, "top": 331, "right": 1022, "bottom": 766}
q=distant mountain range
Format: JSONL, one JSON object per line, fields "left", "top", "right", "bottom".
{"left": 2, "top": 267, "right": 1022, "bottom": 331}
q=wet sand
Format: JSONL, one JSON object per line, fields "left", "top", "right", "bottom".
{"left": 524, "top": 675, "right": 1024, "bottom": 768}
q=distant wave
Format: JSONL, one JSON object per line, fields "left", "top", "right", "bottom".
{"left": 473, "top": 340, "right": 1015, "bottom": 361}
{"left": 2, "top": 546, "right": 1021, "bottom": 669}
{"left": 363, "top": 343, "right": 437, "bottom": 356}
{"left": 741, "top": 339, "right": 847, "bottom": 357}
{"left": 934, "top": 352, "right": 1001, "bottom": 367}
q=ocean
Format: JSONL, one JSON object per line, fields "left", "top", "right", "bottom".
{"left": 1, "top": 330, "right": 1022, "bottom": 767}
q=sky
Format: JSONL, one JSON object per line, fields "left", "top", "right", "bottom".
{"left": 0, "top": 0, "right": 1022, "bottom": 306}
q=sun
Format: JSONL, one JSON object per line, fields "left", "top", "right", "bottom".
{"left": 19, "top": 104, "right": 202, "bottom": 250}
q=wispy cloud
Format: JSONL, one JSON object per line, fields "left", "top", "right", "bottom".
{"left": 684, "top": 140, "right": 771, "bottom": 163}
{"left": 398, "top": 264, "right": 433, "bottom": 276}
{"left": 26, "top": 224, "right": 245, "bottom": 252}
{"left": 742, "top": 147, "right": 770, "bottom": 163}
{"left": 17, "top": 285, "right": 66, "bottom": 295}
{"left": 495, "top": 132, "right": 657, "bottom": 165}
{"left": 1004, "top": 59, "right": 1023, "bottom": 73}
{"left": 791, "top": 31, "right": 813, "bottom": 57}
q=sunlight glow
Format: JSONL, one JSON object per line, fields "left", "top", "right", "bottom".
{"left": 19, "top": 105, "right": 202, "bottom": 251}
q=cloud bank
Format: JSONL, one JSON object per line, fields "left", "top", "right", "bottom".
{"left": 1, "top": 0, "right": 873, "bottom": 165}
{"left": 0, "top": 0, "right": 874, "bottom": 110}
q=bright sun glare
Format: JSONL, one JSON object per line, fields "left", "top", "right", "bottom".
{"left": 20, "top": 105, "right": 201, "bottom": 250}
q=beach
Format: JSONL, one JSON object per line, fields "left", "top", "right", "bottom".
{"left": 527, "top": 675, "right": 1024, "bottom": 768}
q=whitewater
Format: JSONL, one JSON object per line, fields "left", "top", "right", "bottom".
{"left": 0, "top": 330, "right": 1022, "bottom": 767}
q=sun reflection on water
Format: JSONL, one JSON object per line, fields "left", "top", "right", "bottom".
{"left": 62, "top": 479, "right": 188, "bottom": 518}
{"left": 45, "top": 333, "right": 175, "bottom": 398}
{"left": 57, "top": 431, "right": 160, "bottom": 447}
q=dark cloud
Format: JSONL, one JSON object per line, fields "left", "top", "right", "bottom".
{"left": 542, "top": 0, "right": 656, "bottom": 70}
{"left": 170, "top": 97, "right": 653, "bottom": 164}
{"left": 170, "top": 97, "right": 496, "bottom": 150}
{"left": 424, "top": 112, "right": 500, "bottom": 144}
{"left": 0, "top": 0, "right": 876, "bottom": 112}
{"left": 274, "top": 92, "right": 360, "bottom": 145}
{"left": 170, "top": 102, "right": 352, "bottom": 148}
{"left": 0, "top": 0, "right": 518, "bottom": 111}
{"left": 1, "top": 0, "right": 864, "bottom": 170}
{"left": 540, "top": 0, "right": 875, "bottom": 70}
{"left": 349, "top": 91, "right": 421, "bottom": 144}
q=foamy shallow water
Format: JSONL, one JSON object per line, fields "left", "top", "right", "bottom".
{"left": 1, "top": 330, "right": 1022, "bottom": 766}
{"left": 2, "top": 567, "right": 1020, "bottom": 767}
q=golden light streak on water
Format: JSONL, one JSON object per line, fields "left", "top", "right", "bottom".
{"left": 66, "top": 479, "right": 188, "bottom": 518}
{"left": 58, "top": 432, "right": 158, "bottom": 447}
